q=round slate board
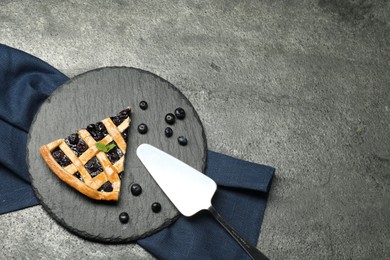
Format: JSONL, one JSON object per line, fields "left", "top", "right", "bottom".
{"left": 27, "top": 67, "right": 207, "bottom": 243}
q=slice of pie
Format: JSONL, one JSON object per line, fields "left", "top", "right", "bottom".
{"left": 39, "top": 107, "right": 131, "bottom": 201}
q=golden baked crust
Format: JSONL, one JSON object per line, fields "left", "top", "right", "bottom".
{"left": 39, "top": 109, "right": 131, "bottom": 201}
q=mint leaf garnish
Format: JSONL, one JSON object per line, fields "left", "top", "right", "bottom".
{"left": 106, "top": 143, "right": 116, "bottom": 152}
{"left": 96, "top": 142, "right": 108, "bottom": 152}
{"left": 96, "top": 142, "right": 116, "bottom": 153}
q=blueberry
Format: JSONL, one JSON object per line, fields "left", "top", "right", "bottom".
{"left": 107, "top": 149, "right": 119, "bottom": 163}
{"left": 130, "top": 184, "right": 142, "bottom": 196}
{"left": 68, "top": 133, "right": 79, "bottom": 145}
{"left": 164, "top": 127, "right": 173, "bottom": 138}
{"left": 122, "top": 130, "right": 128, "bottom": 142}
{"left": 137, "top": 123, "right": 148, "bottom": 134}
{"left": 88, "top": 129, "right": 96, "bottom": 137}
{"left": 98, "top": 181, "right": 113, "bottom": 192}
{"left": 93, "top": 131, "right": 104, "bottom": 141}
{"left": 74, "top": 172, "right": 84, "bottom": 182}
{"left": 119, "top": 212, "right": 129, "bottom": 224}
{"left": 111, "top": 116, "right": 122, "bottom": 126}
{"left": 174, "top": 107, "right": 186, "bottom": 120}
{"left": 86, "top": 161, "right": 98, "bottom": 172}
{"left": 178, "top": 136, "right": 188, "bottom": 146}
{"left": 52, "top": 149, "right": 63, "bottom": 160}
{"left": 85, "top": 157, "right": 102, "bottom": 175}
{"left": 90, "top": 171, "right": 101, "bottom": 178}
{"left": 119, "top": 108, "right": 130, "bottom": 119}
{"left": 87, "top": 124, "right": 98, "bottom": 139}
{"left": 139, "top": 101, "right": 148, "bottom": 110}
{"left": 76, "top": 141, "right": 88, "bottom": 154}
{"left": 96, "top": 122, "right": 106, "bottom": 133}
{"left": 151, "top": 202, "right": 161, "bottom": 213}
{"left": 107, "top": 145, "right": 123, "bottom": 164}
{"left": 60, "top": 156, "right": 71, "bottom": 167}
{"left": 165, "top": 113, "right": 175, "bottom": 125}
{"left": 87, "top": 124, "right": 96, "bottom": 132}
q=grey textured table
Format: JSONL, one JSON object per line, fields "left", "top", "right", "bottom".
{"left": 1, "top": 1, "right": 389, "bottom": 259}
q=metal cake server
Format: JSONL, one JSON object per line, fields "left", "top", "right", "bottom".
{"left": 136, "top": 144, "right": 269, "bottom": 260}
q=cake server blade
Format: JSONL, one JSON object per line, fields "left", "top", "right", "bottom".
{"left": 136, "top": 144, "right": 269, "bottom": 260}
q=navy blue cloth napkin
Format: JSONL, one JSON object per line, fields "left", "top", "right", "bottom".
{"left": 0, "top": 44, "right": 274, "bottom": 260}
{"left": 138, "top": 151, "right": 274, "bottom": 259}
{"left": 0, "top": 44, "right": 69, "bottom": 214}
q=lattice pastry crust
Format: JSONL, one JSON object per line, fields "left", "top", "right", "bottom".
{"left": 39, "top": 108, "right": 131, "bottom": 201}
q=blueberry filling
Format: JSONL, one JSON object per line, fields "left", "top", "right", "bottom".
{"left": 122, "top": 128, "right": 129, "bottom": 142}
{"left": 73, "top": 172, "right": 84, "bottom": 182}
{"left": 110, "top": 108, "right": 131, "bottom": 126}
{"left": 65, "top": 134, "right": 88, "bottom": 156}
{"left": 75, "top": 141, "right": 88, "bottom": 155}
{"left": 106, "top": 142, "right": 123, "bottom": 164}
{"left": 85, "top": 157, "right": 103, "bottom": 177}
{"left": 98, "top": 181, "right": 113, "bottom": 192}
{"left": 96, "top": 122, "right": 107, "bottom": 134}
{"left": 51, "top": 148, "right": 71, "bottom": 167}
{"left": 87, "top": 122, "right": 108, "bottom": 141}
{"left": 119, "top": 108, "right": 131, "bottom": 119}
{"left": 68, "top": 133, "right": 79, "bottom": 145}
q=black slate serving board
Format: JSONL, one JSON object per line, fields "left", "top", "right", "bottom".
{"left": 27, "top": 67, "right": 207, "bottom": 243}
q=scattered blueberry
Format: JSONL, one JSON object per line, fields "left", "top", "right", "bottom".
{"left": 175, "top": 107, "right": 186, "bottom": 120}
{"left": 139, "top": 101, "right": 148, "bottom": 110}
{"left": 165, "top": 113, "right": 175, "bottom": 125}
{"left": 137, "top": 123, "right": 148, "bottom": 134}
{"left": 151, "top": 202, "right": 161, "bottom": 213}
{"left": 119, "top": 212, "right": 129, "bottom": 224}
{"left": 178, "top": 136, "right": 188, "bottom": 146}
{"left": 164, "top": 127, "right": 173, "bottom": 138}
{"left": 130, "top": 184, "right": 142, "bottom": 196}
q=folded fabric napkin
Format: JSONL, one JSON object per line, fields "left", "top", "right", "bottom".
{"left": 0, "top": 43, "right": 274, "bottom": 259}
{"left": 0, "top": 44, "right": 69, "bottom": 214}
